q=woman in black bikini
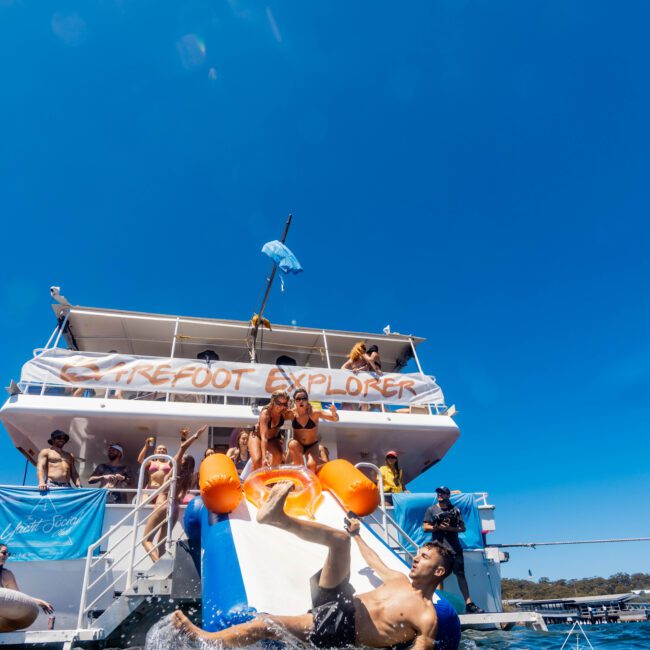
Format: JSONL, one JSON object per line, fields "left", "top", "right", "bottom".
{"left": 250, "top": 390, "right": 290, "bottom": 470}
{"left": 286, "top": 388, "right": 339, "bottom": 472}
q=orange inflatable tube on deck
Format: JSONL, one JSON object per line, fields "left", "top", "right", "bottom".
{"left": 200, "top": 453, "right": 243, "bottom": 514}
{"left": 318, "top": 459, "right": 379, "bottom": 516}
{"left": 244, "top": 466, "right": 322, "bottom": 519}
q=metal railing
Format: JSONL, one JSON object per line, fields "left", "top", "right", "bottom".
{"left": 15, "top": 379, "right": 448, "bottom": 415}
{"left": 76, "top": 455, "right": 178, "bottom": 629}
{"left": 354, "top": 462, "right": 419, "bottom": 558}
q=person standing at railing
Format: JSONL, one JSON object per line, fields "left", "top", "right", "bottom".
{"left": 378, "top": 451, "right": 407, "bottom": 505}
{"left": 285, "top": 389, "right": 339, "bottom": 473}
{"left": 88, "top": 444, "right": 132, "bottom": 504}
{"left": 137, "top": 425, "right": 207, "bottom": 563}
{"left": 341, "top": 341, "right": 383, "bottom": 374}
{"left": 36, "top": 430, "right": 81, "bottom": 491}
{"left": 250, "top": 391, "right": 290, "bottom": 469}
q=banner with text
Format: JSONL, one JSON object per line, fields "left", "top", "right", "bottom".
{"left": 0, "top": 487, "right": 107, "bottom": 561}
{"left": 21, "top": 349, "right": 445, "bottom": 405}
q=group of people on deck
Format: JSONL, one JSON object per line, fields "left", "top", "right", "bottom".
{"left": 229, "top": 388, "right": 338, "bottom": 475}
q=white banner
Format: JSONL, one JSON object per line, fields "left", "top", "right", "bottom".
{"left": 21, "top": 349, "right": 445, "bottom": 405}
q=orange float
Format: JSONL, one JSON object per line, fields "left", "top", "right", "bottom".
{"left": 318, "top": 459, "right": 379, "bottom": 516}
{"left": 200, "top": 453, "right": 243, "bottom": 514}
{"left": 243, "top": 466, "right": 322, "bottom": 519}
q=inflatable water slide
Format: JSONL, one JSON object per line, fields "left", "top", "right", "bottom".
{"left": 184, "top": 456, "right": 459, "bottom": 637}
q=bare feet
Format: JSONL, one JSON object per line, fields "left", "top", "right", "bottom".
{"left": 256, "top": 481, "right": 293, "bottom": 525}
{"left": 172, "top": 610, "right": 201, "bottom": 641}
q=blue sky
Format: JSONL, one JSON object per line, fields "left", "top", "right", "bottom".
{"left": 1, "top": 1, "right": 649, "bottom": 580}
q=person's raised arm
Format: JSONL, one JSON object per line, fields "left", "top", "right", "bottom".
{"left": 345, "top": 516, "right": 404, "bottom": 582}
{"left": 138, "top": 437, "right": 155, "bottom": 465}
{"left": 408, "top": 611, "right": 437, "bottom": 650}
{"left": 176, "top": 424, "right": 208, "bottom": 462}
{"left": 69, "top": 455, "right": 81, "bottom": 488}
{"left": 37, "top": 449, "right": 49, "bottom": 491}
{"left": 317, "top": 403, "right": 339, "bottom": 422}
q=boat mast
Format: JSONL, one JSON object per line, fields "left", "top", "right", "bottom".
{"left": 249, "top": 213, "right": 293, "bottom": 363}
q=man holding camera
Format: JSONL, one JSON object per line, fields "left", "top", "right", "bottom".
{"left": 423, "top": 486, "right": 483, "bottom": 614}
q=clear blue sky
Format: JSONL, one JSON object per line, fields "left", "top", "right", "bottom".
{"left": 1, "top": 1, "right": 648, "bottom": 580}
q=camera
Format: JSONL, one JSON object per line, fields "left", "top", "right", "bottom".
{"left": 432, "top": 508, "right": 460, "bottom": 528}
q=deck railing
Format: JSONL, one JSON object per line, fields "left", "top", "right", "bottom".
{"left": 14, "top": 379, "right": 450, "bottom": 416}
{"left": 76, "top": 455, "right": 178, "bottom": 629}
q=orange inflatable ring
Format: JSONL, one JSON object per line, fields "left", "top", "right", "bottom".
{"left": 200, "top": 453, "right": 243, "bottom": 514}
{"left": 318, "top": 459, "right": 379, "bottom": 516}
{"left": 243, "top": 466, "right": 322, "bottom": 519}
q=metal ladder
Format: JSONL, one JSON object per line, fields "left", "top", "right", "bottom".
{"left": 76, "top": 455, "right": 178, "bottom": 629}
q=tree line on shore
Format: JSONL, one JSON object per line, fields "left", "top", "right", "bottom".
{"left": 502, "top": 573, "right": 650, "bottom": 600}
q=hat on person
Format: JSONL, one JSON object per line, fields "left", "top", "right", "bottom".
{"left": 48, "top": 430, "right": 70, "bottom": 445}
{"left": 435, "top": 485, "right": 451, "bottom": 496}
{"left": 385, "top": 450, "right": 398, "bottom": 458}
{"left": 108, "top": 444, "right": 124, "bottom": 456}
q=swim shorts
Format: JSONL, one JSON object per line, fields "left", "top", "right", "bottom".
{"left": 308, "top": 570, "right": 356, "bottom": 648}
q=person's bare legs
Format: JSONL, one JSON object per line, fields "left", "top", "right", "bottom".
{"left": 286, "top": 439, "right": 304, "bottom": 465}
{"left": 172, "top": 610, "right": 312, "bottom": 648}
{"left": 257, "top": 482, "right": 351, "bottom": 588}
{"left": 248, "top": 435, "right": 263, "bottom": 470}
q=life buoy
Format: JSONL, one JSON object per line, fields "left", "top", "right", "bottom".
{"left": 200, "top": 453, "right": 243, "bottom": 514}
{"left": 243, "top": 466, "right": 322, "bottom": 518}
{"left": 318, "top": 459, "right": 379, "bottom": 516}
{"left": 0, "top": 588, "right": 39, "bottom": 632}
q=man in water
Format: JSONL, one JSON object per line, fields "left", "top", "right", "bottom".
{"left": 37, "top": 430, "right": 81, "bottom": 490}
{"left": 423, "top": 486, "right": 483, "bottom": 614}
{"left": 88, "top": 444, "right": 132, "bottom": 503}
{"left": 173, "top": 482, "right": 461, "bottom": 649}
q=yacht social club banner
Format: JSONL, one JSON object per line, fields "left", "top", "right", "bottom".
{"left": 0, "top": 487, "right": 106, "bottom": 561}
{"left": 21, "top": 349, "right": 445, "bottom": 405}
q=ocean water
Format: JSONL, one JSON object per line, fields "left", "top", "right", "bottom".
{"left": 147, "top": 616, "right": 650, "bottom": 650}
{"left": 461, "top": 622, "right": 650, "bottom": 650}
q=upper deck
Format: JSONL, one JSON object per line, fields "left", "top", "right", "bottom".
{"left": 1, "top": 303, "right": 459, "bottom": 482}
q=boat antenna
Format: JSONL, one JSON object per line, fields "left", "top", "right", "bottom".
{"left": 249, "top": 213, "right": 293, "bottom": 363}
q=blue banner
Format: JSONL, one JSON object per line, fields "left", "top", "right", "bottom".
{"left": 0, "top": 487, "right": 106, "bottom": 561}
{"left": 391, "top": 492, "right": 484, "bottom": 551}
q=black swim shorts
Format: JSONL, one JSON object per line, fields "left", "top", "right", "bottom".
{"left": 308, "top": 570, "right": 357, "bottom": 648}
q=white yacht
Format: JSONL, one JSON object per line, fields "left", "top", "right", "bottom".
{"left": 0, "top": 298, "right": 544, "bottom": 649}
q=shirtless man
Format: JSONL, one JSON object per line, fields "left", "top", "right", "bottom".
{"left": 172, "top": 482, "right": 460, "bottom": 649}
{"left": 37, "top": 430, "right": 80, "bottom": 490}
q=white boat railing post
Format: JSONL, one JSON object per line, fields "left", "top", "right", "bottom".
{"left": 40, "top": 311, "right": 70, "bottom": 395}
{"left": 322, "top": 331, "right": 332, "bottom": 369}
{"left": 165, "top": 318, "right": 180, "bottom": 402}
{"left": 77, "top": 545, "right": 95, "bottom": 629}
{"left": 355, "top": 462, "right": 388, "bottom": 541}
{"left": 409, "top": 337, "right": 432, "bottom": 415}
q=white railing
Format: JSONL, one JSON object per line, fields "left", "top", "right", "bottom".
{"left": 354, "top": 462, "right": 420, "bottom": 558}
{"left": 76, "top": 455, "right": 177, "bottom": 629}
{"left": 15, "top": 379, "right": 448, "bottom": 414}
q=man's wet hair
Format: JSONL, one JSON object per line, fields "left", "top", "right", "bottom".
{"left": 422, "top": 540, "right": 455, "bottom": 577}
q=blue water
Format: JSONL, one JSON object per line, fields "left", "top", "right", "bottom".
{"left": 148, "top": 616, "right": 650, "bottom": 650}
{"left": 461, "top": 622, "right": 650, "bottom": 650}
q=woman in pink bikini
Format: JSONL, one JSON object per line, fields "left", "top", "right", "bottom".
{"left": 137, "top": 424, "right": 207, "bottom": 562}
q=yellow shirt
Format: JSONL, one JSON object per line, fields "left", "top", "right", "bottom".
{"left": 379, "top": 465, "right": 404, "bottom": 493}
